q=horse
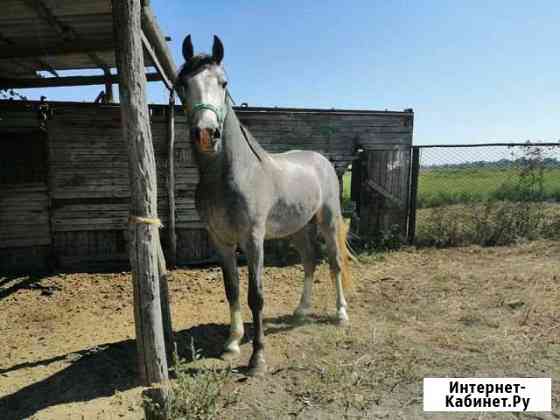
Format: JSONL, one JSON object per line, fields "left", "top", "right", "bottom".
{"left": 175, "top": 35, "right": 355, "bottom": 376}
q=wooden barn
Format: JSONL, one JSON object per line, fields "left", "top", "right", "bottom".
{"left": 0, "top": 0, "right": 414, "bottom": 273}
{"left": 0, "top": 101, "right": 413, "bottom": 272}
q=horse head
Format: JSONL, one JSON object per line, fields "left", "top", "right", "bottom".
{"left": 177, "top": 35, "right": 228, "bottom": 156}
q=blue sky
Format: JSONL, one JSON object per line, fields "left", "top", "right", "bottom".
{"left": 21, "top": 0, "right": 560, "bottom": 145}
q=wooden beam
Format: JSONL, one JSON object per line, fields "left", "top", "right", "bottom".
{"left": 141, "top": 5, "right": 185, "bottom": 102}
{"left": 141, "top": 31, "right": 172, "bottom": 90}
{"left": 0, "top": 40, "right": 114, "bottom": 60}
{"left": 366, "top": 179, "right": 403, "bottom": 208}
{"left": 3, "top": 60, "right": 39, "bottom": 78}
{"left": 140, "top": 5, "right": 175, "bottom": 79}
{"left": 103, "top": 69, "right": 114, "bottom": 103}
{"left": 35, "top": 59, "right": 59, "bottom": 77}
{"left": 112, "top": 0, "right": 170, "bottom": 391}
{"left": 167, "top": 91, "right": 177, "bottom": 267}
{"left": 23, "top": 0, "right": 112, "bottom": 73}
{"left": 23, "top": 0, "right": 74, "bottom": 41}
{"left": 87, "top": 53, "right": 111, "bottom": 72}
{"left": 0, "top": 31, "right": 58, "bottom": 77}
{"left": 0, "top": 72, "right": 162, "bottom": 89}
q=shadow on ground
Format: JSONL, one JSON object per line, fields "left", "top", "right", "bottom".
{"left": 0, "top": 273, "right": 59, "bottom": 300}
{"left": 0, "top": 313, "right": 336, "bottom": 419}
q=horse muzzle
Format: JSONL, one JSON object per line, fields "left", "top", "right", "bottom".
{"left": 191, "top": 127, "right": 220, "bottom": 153}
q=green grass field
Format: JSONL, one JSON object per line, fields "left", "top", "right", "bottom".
{"left": 342, "top": 167, "right": 560, "bottom": 209}
{"left": 341, "top": 167, "right": 560, "bottom": 247}
{"left": 418, "top": 167, "right": 560, "bottom": 208}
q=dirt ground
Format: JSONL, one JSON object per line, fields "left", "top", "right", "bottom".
{"left": 1, "top": 241, "right": 559, "bottom": 419}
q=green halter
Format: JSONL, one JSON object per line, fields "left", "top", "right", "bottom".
{"left": 189, "top": 103, "right": 225, "bottom": 126}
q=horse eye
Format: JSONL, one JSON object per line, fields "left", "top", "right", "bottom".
{"left": 222, "top": 81, "right": 228, "bottom": 89}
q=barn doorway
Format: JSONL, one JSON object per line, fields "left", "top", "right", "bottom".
{"left": 351, "top": 147, "right": 413, "bottom": 244}
{"left": 0, "top": 130, "right": 51, "bottom": 272}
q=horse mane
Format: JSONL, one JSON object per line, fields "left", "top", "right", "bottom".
{"left": 177, "top": 54, "right": 218, "bottom": 80}
{"left": 223, "top": 98, "right": 271, "bottom": 164}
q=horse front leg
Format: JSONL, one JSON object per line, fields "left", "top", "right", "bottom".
{"left": 211, "top": 234, "right": 244, "bottom": 360}
{"left": 221, "top": 250, "right": 245, "bottom": 360}
{"left": 244, "top": 229, "right": 267, "bottom": 376}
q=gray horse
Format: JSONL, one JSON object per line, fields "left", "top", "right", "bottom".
{"left": 176, "top": 35, "right": 354, "bottom": 376}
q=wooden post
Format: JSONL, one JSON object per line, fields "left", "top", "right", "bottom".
{"left": 407, "top": 146, "right": 420, "bottom": 244}
{"left": 157, "top": 237, "right": 176, "bottom": 366}
{"left": 358, "top": 153, "right": 371, "bottom": 237}
{"left": 351, "top": 152, "right": 363, "bottom": 213}
{"left": 103, "top": 69, "right": 114, "bottom": 103}
{"left": 44, "top": 128, "right": 57, "bottom": 271}
{"left": 350, "top": 152, "right": 363, "bottom": 233}
{"left": 167, "top": 91, "right": 177, "bottom": 268}
{"left": 111, "top": 0, "right": 169, "bottom": 396}
{"left": 141, "top": 5, "right": 182, "bottom": 98}
{"left": 336, "top": 168, "right": 344, "bottom": 206}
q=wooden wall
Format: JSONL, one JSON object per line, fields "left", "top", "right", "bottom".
{"left": 237, "top": 107, "right": 413, "bottom": 173}
{"left": 0, "top": 101, "right": 413, "bottom": 272}
{"left": 356, "top": 147, "right": 412, "bottom": 240}
{"left": 0, "top": 106, "right": 51, "bottom": 271}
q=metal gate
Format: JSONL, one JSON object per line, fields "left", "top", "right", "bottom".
{"left": 351, "top": 146, "right": 416, "bottom": 242}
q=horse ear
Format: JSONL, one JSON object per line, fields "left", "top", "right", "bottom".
{"left": 182, "top": 34, "right": 194, "bottom": 61}
{"left": 212, "top": 35, "right": 224, "bottom": 64}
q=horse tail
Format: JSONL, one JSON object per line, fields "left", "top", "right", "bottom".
{"left": 337, "top": 217, "right": 358, "bottom": 290}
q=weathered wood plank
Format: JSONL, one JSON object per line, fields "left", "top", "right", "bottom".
{"left": 167, "top": 91, "right": 177, "bottom": 268}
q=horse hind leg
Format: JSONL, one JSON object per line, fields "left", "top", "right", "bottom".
{"left": 242, "top": 228, "right": 267, "bottom": 376}
{"left": 291, "top": 223, "right": 317, "bottom": 319}
{"left": 318, "top": 211, "right": 351, "bottom": 325}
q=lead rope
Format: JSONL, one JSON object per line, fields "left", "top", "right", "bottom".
{"left": 239, "top": 124, "right": 263, "bottom": 163}
{"left": 179, "top": 85, "right": 259, "bottom": 163}
{"left": 227, "top": 90, "right": 263, "bottom": 163}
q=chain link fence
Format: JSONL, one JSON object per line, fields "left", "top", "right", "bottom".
{"left": 413, "top": 143, "right": 560, "bottom": 247}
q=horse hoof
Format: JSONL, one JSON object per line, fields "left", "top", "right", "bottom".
{"left": 220, "top": 348, "right": 240, "bottom": 362}
{"left": 336, "top": 308, "right": 349, "bottom": 326}
{"left": 336, "top": 317, "right": 350, "bottom": 327}
{"left": 247, "top": 353, "right": 267, "bottom": 376}
{"left": 293, "top": 308, "right": 311, "bottom": 321}
{"left": 247, "top": 362, "right": 267, "bottom": 377}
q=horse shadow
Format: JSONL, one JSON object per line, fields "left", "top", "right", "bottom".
{"left": 0, "top": 313, "right": 337, "bottom": 419}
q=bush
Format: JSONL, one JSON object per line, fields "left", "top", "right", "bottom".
{"left": 469, "top": 201, "right": 545, "bottom": 246}
{"left": 415, "top": 201, "right": 557, "bottom": 247}
{"left": 144, "top": 340, "right": 238, "bottom": 420}
{"left": 415, "top": 145, "right": 560, "bottom": 247}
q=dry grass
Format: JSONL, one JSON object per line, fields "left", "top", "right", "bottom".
{"left": 145, "top": 349, "right": 239, "bottom": 420}
{"left": 220, "top": 241, "right": 560, "bottom": 419}
{"left": 1, "top": 241, "right": 559, "bottom": 419}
